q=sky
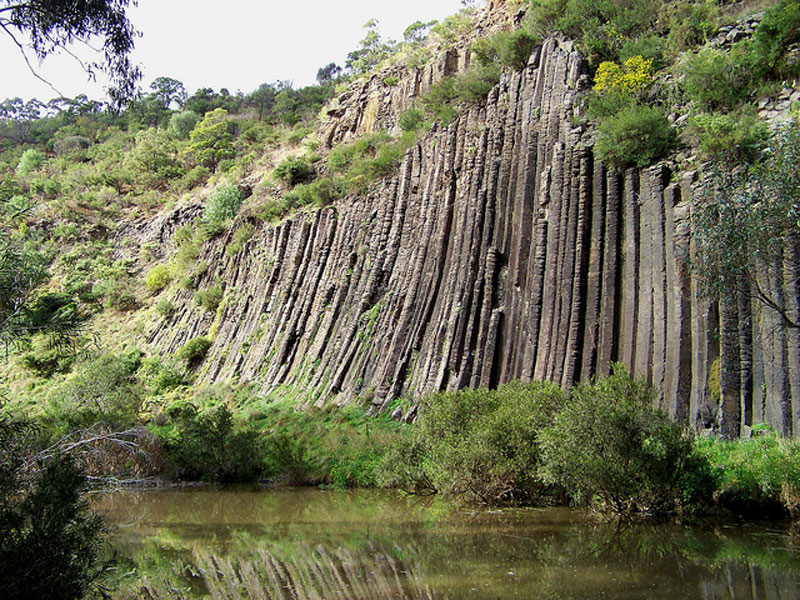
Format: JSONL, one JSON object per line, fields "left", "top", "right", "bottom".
{"left": 0, "top": 0, "right": 472, "bottom": 104}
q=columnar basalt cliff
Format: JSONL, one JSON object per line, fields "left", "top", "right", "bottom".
{"left": 144, "top": 23, "right": 799, "bottom": 438}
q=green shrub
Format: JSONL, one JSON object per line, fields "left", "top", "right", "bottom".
{"left": 168, "top": 110, "right": 200, "bottom": 139}
{"left": 538, "top": 364, "right": 713, "bottom": 515}
{"left": 20, "top": 333, "right": 76, "bottom": 377}
{"left": 53, "top": 135, "right": 91, "bottom": 156}
{"left": 453, "top": 65, "right": 501, "bottom": 103}
{"left": 203, "top": 184, "right": 245, "bottom": 224}
{"left": 420, "top": 77, "right": 458, "bottom": 125}
{"left": 0, "top": 448, "right": 108, "bottom": 600}
{"left": 226, "top": 223, "right": 255, "bottom": 256}
{"left": 688, "top": 109, "right": 769, "bottom": 164}
{"left": 432, "top": 12, "right": 474, "bottom": 48}
{"left": 680, "top": 46, "right": 752, "bottom": 111}
{"left": 15, "top": 148, "right": 46, "bottom": 176}
{"left": 399, "top": 108, "right": 425, "bottom": 132}
{"left": 176, "top": 337, "right": 212, "bottom": 368}
{"left": 138, "top": 355, "right": 186, "bottom": 395}
{"left": 164, "top": 405, "right": 264, "bottom": 482}
{"left": 472, "top": 29, "right": 540, "bottom": 69}
{"left": 144, "top": 264, "right": 171, "bottom": 294}
{"left": 750, "top": 0, "right": 800, "bottom": 78}
{"left": 378, "top": 381, "right": 567, "bottom": 504}
{"left": 273, "top": 155, "right": 313, "bottom": 187}
{"left": 281, "top": 176, "right": 342, "bottom": 212}
{"left": 194, "top": 285, "right": 223, "bottom": 312}
{"left": 154, "top": 297, "right": 174, "bottom": 318}
{"left": 659, "top": 0, "right": 721, "bottom": 59}
{"left": 594, "top": 102, "right": 676, "bottom": 169}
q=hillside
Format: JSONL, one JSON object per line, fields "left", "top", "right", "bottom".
{"left": 1, "top": 0, "right": 799, "bottom": 444}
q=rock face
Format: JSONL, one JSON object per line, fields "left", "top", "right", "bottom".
{"left": 147, "top": 34, "right": 800, "bottom": 438}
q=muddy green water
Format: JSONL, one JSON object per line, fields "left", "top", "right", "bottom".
{"left": 93, "top": 487, "right": 800, "bottom": 600}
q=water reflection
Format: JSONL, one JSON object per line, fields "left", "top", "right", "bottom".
{"left": 94, "top": 487, "right": 800, "bottom": 599}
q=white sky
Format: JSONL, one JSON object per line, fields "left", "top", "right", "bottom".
{"left": 0, "top": 0, "right": 471, "bottom": 104}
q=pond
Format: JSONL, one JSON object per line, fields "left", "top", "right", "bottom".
{"left": 93, "top": 487, "right": 800, "bottom": 599}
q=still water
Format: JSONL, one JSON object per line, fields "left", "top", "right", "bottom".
{"left": 93, "top": 487, "right": 800, "bottom": 600}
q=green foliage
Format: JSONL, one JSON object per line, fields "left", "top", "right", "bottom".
{"left": 138, "top": 356, "right": 186, "bottom": 395}
{"left": 164, "top": 406, "right": 264, "bottom": 482}
{"left": 688, "top": 109, "right": 769, "bottom": 164}
{"left": 144, "top": 264, "right": 171, "bottom": 294}
{"left": 327, "top": 131, "right": 415, "bottom": 192}
{"left": 43, "top": 350, "right": 144, "bottom": 431}
{"left": 420, "top": 77, "right": 458, "bottom": 125}
{"left": 15, "top": 147, "right": 46, "bottom": 176}
{"left": 20, "top": 333, "right": 77, "bottom": 377}
{"left": 538, "top": 364, "right": 713, "bottom": 515}
{"left": 399, "top": 108, "right": 425, "bottom": 132}
{"left": 472, "top": 29, "right": 540, "bottom": 70}
{"left": 0, "top": 449, "right": 108, "bottom": 600}
{"left": 168, "top": 110, "right": 200, "bottom": 139}
{"left": 53, "top": 135, "right": 91, "bottom": 156}
{"left": 658, "top": 0, "right": 721, "bottom": 59}
{"left": 185, "top": 107, "right": 235, "bottom": 171}
{"left": 226, "top": 223, "right": 255, "bottom": 256}
{"left": 594, "top": 102, "right": 676, "bottom": 169}
{"left": 346, "top": 19, "right": 399, "bottom": 76}
{"left": 432, "top": 12, "right": 474, "bottom": 49}
{"left": 273, "top": 155, "right": 313, "bottom": 187}
{"left": 692, "top": 122, "right": 800, "bottom": 312}
{"left": 194, "top": 285, "right": 223, "bottom": 312}
{"left": 695, "top": 432, "right": 800, "bottom": 516}
{"left": 680, "top": 46, "right": 752, "bottom": 111}
{"left": 378, "top": 381, "right": 567, "bottom": 504}
{"left": 203, "top": 183, "right": 245, "bottom": 225}
{"left": 453, "top": 65, "right": 501, "bottom": 102}
{"left": 175, "top": 337, "right": 212, "bottom": 368}
{"left": 750, "top": 0, "right": 800, "bottom": 78}
{"left": 154, "top": 297, "right": 174, "bottom": 318}
{"left": 527, "top": 0, "right": 662, "bottom": 65}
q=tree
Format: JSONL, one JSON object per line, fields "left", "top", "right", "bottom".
{"left": 403, "top": 20, "right": 437, "bottom": 45}
{"left": 249, "top": 83, "right": 276, "bottom": 121}
{"left": 149, "top": 76, "right": 187, "bottom": 110}
{"left": 316, "top": 63, "right": 342, "bottom": 85}
{"left": 0, "top": 0, "right": 141, "bottom": 106}
{"left": 346, "top": 19, "right": 398, "bottom": 76}
{"left": 693, "top": 122, "right": 800, "bottom": 328}
{"left": 185, "top": 107, "right": 235, "bottom": 171}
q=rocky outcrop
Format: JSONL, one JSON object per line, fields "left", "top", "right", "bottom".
{"left": 145, "top": 27, "right": 800, "bottom": 437}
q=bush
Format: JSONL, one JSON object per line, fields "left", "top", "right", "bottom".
{"left": 399, "top": 108, "right": 424, "bottom": 132}
{"left": 537, "top": 364, "right": 713, "bottom": 515}
{"left": 680, "top": 46, "right": 752, "bottom": 111}
{"left": 0, "top": 448, "right": 109, "bottom": 600}
{"left": 168, "top": 110, "right": 200, "bottom": 139}
{"left": 144, "top": 264, "right": 171, "bottom": 294}
{"left": 138, "top": 355, "right": 186, "bottom": 395}
{"left": 194, "top": 285, "right": 223, "bottom": 312}
{"left": 594, "top": 102, "right": 676, "bottom": 169}
{"left": 20, "top": 333, "right": 76, "bottom": 377}
{"left": 53, "top": 135, "right": 91, "bottom": 156}
{"left": 750, "top": 0, "right": 800, "bottom": 78}
{"left": 164, "top": 406, "right": 264, "bottom": 482}
{"left": 688, "top": 109, "right": 769, "bottom": 164}
{"left": 273, "top": 155, "right": 313, "bottom": 187}
{"left": 185, "top": 107, "right": 235, "bottom": 171}
{"left": 453, "top": 65, "right": 501, "bottom": 102}
{"left": 16, "top": 148, "right": 46, "bottom": 176}
{"left": 154, "top": 297, "right": 174, "bottom": 318}
{"left": 472, "top": 29, "right": 540, "bottom": 70}
{"left": 203, "top": 184, "right": 245, "bottom": 224}
{"left": 226, "top": 223, "right": 255, "bottom": 256}
{"left": 378, "top": 381, "right": 566, "bottom": 504}
{"left": 176, "top": 337, "right": 212, "bottom": 368}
